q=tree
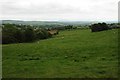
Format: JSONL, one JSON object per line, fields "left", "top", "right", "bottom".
{"left": 90, "top": 23, "right": 109, "bottom": 32}
{"left": 2, "top": 24, "right": 18, "bottom": 44}
{"left": 65, "top": 25, "right": 73, "bottom": 30}
{"left": 24, "top": 27, "right": 35, "bottom": 42}
{"left": 2, "top": 24, "right": 53, "bottom": 44}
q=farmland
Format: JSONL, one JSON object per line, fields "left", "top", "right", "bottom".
{"left": 2, "top": 29, "right": 118, "bottom": 78}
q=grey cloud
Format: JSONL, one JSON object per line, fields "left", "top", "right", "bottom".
{"left": 0, "top": 0, "right": 119, "bottom": 21}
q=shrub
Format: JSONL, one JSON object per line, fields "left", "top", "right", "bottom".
{"left": 90, "top": 23, "right": 110, "bottom": 32}
{"left": 2, "top": 24, "right": 53, "bottom": 44}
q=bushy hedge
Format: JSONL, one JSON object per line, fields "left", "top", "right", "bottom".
{"left": 2, "top": 24, "right": 52, "bottom": 44}
{"left": 89, "top": 23, "right": 110, "bottom": 32}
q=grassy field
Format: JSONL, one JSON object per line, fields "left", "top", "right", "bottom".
{"left": 2, "top": 29, "right": 118, "bottom": 78}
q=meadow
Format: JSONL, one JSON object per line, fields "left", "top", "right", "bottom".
{"left": 2, "top": 29, "right": 118, "bottom": 78}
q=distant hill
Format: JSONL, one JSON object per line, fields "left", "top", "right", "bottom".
{"left": 1, "top": 20, "right": 117, "bottom": 27}
{"left": 1, "top": 20, "right": 93, "bottom": 26}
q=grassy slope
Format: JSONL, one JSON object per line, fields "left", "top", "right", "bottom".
{"left": 2, "top": 29, "right": 118, "bottom": 78}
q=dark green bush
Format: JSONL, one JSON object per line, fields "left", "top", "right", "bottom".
{"left": 89, "top": 23, "right": 110, "bottom": 32}
{"left": 2, "top": 24, "right": 53, "bottom": 44}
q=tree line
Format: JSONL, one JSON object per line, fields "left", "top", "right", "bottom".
{"left": 89, "top": 22, "right": 120, "bottom": 32}
{"left": 2, "top": 24, "right": 52, "bottom": 44}
{"left": 1, "top": 24, "right": 79, "bottom": 44}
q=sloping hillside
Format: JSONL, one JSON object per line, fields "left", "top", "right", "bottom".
{"left": 2, "top": 29, "right": 118, "bottom": 78}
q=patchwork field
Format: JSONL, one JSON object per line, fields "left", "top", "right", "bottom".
{"left": 2, "top": 29, "right": 118, "bottom": 78}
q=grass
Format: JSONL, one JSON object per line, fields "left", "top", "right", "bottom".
{"left": 2, "top": 29, "right": 118, "bottom": 78}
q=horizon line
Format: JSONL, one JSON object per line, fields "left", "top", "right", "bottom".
{"left": 0, "top": 19, "right": 118, "bottom": 22}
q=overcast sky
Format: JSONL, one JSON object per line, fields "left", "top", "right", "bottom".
{"left": 0, "top": 0, "right": 119, "bottom": 21}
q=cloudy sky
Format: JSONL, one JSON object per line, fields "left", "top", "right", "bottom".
{"left": 0, "top": 0, "right": 119, "bottom": 21}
